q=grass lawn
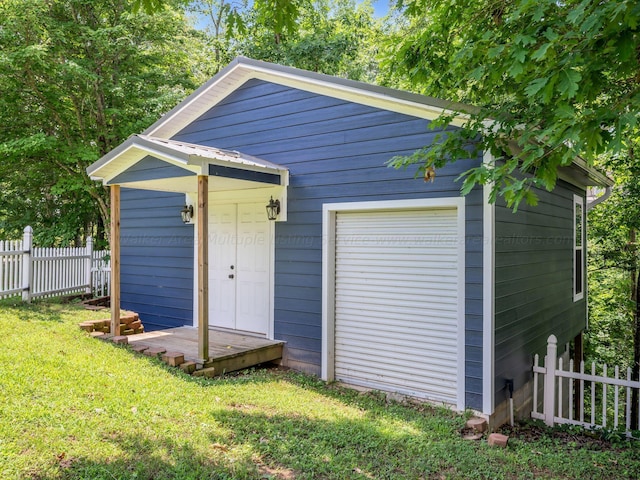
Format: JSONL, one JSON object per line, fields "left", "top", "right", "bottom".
{"left": 0, "top": 301, "right": 639, "bottom": 479}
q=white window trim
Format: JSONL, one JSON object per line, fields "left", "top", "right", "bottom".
{"left": 321, "top": 197, "right": 466, "bottom": 411}
{"left": 573, "top": 194, "right": 584, "bottom": 302}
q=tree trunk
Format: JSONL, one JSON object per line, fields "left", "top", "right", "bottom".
{"left": 96, "top": 214, "right": 105, "bottom": 248}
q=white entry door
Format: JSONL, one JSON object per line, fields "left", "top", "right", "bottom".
{"left": 209, "top": 203, "right": 271, "bottom": 335}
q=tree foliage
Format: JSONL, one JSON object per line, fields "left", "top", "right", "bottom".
{"left": 588, "top": 142, "right": 640, "bottom": 419}
{"left": 588, "top": 145, "right": 640, "bottom": 352}
{"left": 232, "top": 0, "right": 382, "bottom": 82}
{"left": 0, "top": 0, "right": 210, "bottom": 246}
{"left": 0, "top": 0, "right": 383, "bottom": 246}
{"left": 384, "top": 0, "right": 640, "bottom": 207}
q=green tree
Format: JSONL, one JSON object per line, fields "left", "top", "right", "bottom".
{"left": 190, "top": 0, "right": 309, "bottom": 47}
{"left": 383, "top": 0, "right": 640, "bottom": 208}
{"left": 0, "top": 0, "right": 211, "bottom": 246}
{"left": 235, "top": 0, "right": 382, "bottom": 82}
{"left": 186, "top": 0, "right": 244, "bottom": 72}
{"left": 588, "top": 142, "right": 640, "bottom": 421}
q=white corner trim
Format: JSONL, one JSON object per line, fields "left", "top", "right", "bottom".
{"left": 268, "top": 216, "right": 276, "bottom": 340}
{"left": 456, "top": 199, "right": 467, "bottom": 412}
{"left": 321, "top": 197, "right": 466, "bottom": 410}
{"left": 482, "top": 151, "right": 496, "bottom": 415}
{"left": 321, "top": 205, "right": 336, "bottom": 381}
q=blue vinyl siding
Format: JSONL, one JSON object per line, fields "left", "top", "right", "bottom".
{"left": 109, "top": 156, "right": 195, "bottom": 185}
{"left": 494, "top": 181, "right": 586, "bottom": 405}
{"left": 171, "top": 79, "right": 484, "bottom": 409}
{"left": 120, "top": 188, "right": 193, "bottom": 330}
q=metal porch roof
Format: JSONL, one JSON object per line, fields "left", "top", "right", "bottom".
{"left": 86, "top": 134, "right": 288, "bottom": 192}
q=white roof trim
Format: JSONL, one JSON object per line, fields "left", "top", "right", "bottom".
{"left": 87, "top": 134, "right": 287, "bottom": 186}
{"left": 144, "top": 57, "right": 474, "bottom": 139}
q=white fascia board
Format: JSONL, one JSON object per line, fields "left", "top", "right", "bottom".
{"left": 148, "top": 60, "right": 474, "bottom": 140}
{"left": 250, "top": 68, "right": 470, "bottom": 126}
{"left": 133, "top": 144, "right": 193, "bottom": 167}
{"left": 97, "top": 144, "right": 201, "bottom": 185}
{"left": 88, "top": 144, "right": 139, "bottom": 182}
{"left": 94, "top": 144, "right": 145, "bottom": 184}
{"left": 147, "top": 66, "right": 254, "bottom": 138}
{"left": 481, "top": 121, "right": 612, "bottom": 189}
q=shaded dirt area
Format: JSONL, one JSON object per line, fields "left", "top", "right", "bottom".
{"left": 496, "top": 422, "right": 631, "bottom": 451}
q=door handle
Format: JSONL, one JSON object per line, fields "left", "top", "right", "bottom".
{"left": 228, "top": 274, "right": 234, "bottom": 279}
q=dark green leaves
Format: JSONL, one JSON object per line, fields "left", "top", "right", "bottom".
{"left": 0, "top": 0, "right": 209, "bottom": 245}
{"left": 524, "top": 77, "right": 548, "bottom": 97}
{"left": 386, "top": 0, "right": 639, "bottom": 207}
{"left": 558, "top": 68, "right": 582, "bottom": 99}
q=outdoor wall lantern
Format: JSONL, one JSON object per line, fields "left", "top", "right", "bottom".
{"left": 180, "top": 204, "right": 194, "bottom": 224}
{"left": 266, "top": 197, "right": 281, "bottom": 221}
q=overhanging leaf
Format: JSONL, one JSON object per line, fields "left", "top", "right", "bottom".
{"left": 524, "top": 77, "right": 548, "bottom": 97}
{"left": 558, "top": 68, "right": 582, "bottom": 99}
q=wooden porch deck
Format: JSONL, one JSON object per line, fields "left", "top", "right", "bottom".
{"left": 127, "top": 327, "right": 285, "bottom": 375}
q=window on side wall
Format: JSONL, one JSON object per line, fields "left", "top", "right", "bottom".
{"left": 574, "top": 195, "right": 584, "bottom": 301}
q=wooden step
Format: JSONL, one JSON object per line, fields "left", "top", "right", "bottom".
{"left": 130, "top": 344, "right": 150, "bottom": 353}
{"left": 202, "top": 343, "right": 283, "bottom": 376}
{"left": 143, "top": 346, "right": 167, "bottom": 357}
{"left": 120, "top": 313, "right": 139, "bottom": 325}
{"left": 192, "top": 366, "right": 217, "bottom": 378}
{"left": 162, "top": 352, "right": 185, "bottom": 367}
{"left": 179, "top": 361, "right": 197, "bottom": 374}
{"left": 81, "top": 296, "right": 110, "bottom": 308}
{"left": 80, "top": 310, "right": 145, "bottom": 336}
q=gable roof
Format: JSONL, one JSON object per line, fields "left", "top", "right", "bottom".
{"left": 143, "top": 56, "right": 476, "bottom": 140}
{"left": 89, "top": 56, "right": 611, "bottom": 189}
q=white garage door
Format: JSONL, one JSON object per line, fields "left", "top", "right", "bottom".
{"left": 334, "top": 208, "right": 461, "bottom": 404}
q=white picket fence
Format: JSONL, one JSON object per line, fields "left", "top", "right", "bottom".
{"left": 0, "top": 226, "right": 110, "bottom": 301}
{"left": 91, "top": 249, "right": 111, "bottom": 298}
{"left": 532, "top": 334, "right": 640, "bottom": 436}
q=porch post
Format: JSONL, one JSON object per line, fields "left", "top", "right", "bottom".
{"left": 110, "top": 185, "right": 121, "bottom": 336}
{"left": 197, "top": 175, "right": 209, "bottom": 362}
